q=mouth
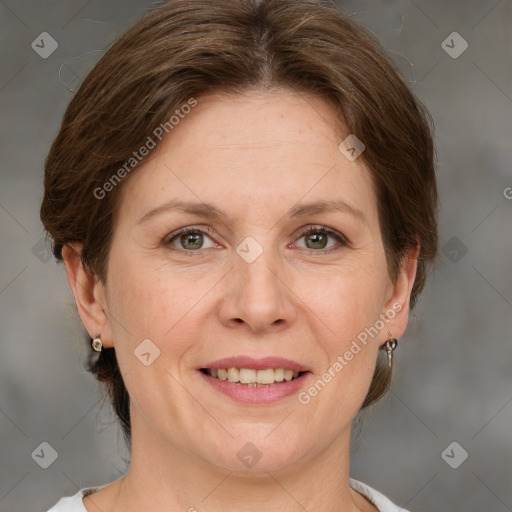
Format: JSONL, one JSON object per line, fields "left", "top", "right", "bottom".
{"left": 198, "top": 357, "right": 311, "bottom": 404}
{"left": 200, "top": 367, "right": 305, "bottom": 386}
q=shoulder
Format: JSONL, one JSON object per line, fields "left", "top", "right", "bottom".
{"left": 48, "top": 480, "right": 407, "bottom": 512}
{"left": 46, "top": 486, "right": 104, "bottom": 512}
{"left": 349, "top": 478, "right": 411, "bottom": 512}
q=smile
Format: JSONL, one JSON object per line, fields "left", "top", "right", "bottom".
{"left": 201, "top": 367, "right": 303, "bottom": 386}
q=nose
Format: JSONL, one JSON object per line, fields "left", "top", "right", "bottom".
{"left": 218, "top": 243, "right": 297, "bottom": 335}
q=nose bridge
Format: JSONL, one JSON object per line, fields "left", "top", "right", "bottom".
{"left": 237, "top": 235, "right": 283, "bottom": 301}
{"left": 225, "top": 232, "right": 294, "bottom": 331}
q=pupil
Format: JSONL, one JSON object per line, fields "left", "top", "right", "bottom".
{"left": 181, "top": 233, "right": 202, "bottom": 250}
{"left": 179, "top": 231, "right": 328, "bottom": 251}
{"left": 307, "top": 232, "right": 327, "bottom": 249}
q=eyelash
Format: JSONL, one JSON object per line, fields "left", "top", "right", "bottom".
{"left": 163, "top": 225, "right": 348, "bottom": 256}
{"left": 298, "top": 226, "right": 348, "bottom": 251}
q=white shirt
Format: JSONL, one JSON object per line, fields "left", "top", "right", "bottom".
{"left": 46, "top": 478, "right": 410, "bottom": 511}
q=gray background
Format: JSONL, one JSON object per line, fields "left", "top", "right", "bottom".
{"left": 1, "top": 0, "right": 511, "bottom": 511}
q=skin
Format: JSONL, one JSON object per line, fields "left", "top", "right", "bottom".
{"left": 63, "top": 89, "right": 418, "bottom": 512}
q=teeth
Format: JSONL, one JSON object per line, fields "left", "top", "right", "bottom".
{"left": 240, "top": 368, "right": 257, "bottom": 384}
{"left": 274, "top": 368, "right": 284, "bottom": 382}
{"left": 256, "top": 369, "right": 275, "bottom": 384}
{"left": 206, "top": 367, "right": 302, "bottom": 384}
{"left": 227, "top": 367, "right": 239, "bottom": 382}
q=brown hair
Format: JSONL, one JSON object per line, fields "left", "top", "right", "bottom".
{"left": 40, "top": 0, "right": 438, "bottom": 446}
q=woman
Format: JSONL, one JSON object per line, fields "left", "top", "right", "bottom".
{"left": 41, "top": 0, "right": 438, "bottom": 510}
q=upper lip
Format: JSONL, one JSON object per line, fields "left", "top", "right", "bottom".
{"left": 200, "top": 356, "right": 310, "bottom": 372}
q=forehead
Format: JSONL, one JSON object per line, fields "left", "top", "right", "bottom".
{"left": 115, "top": 90, "right": 378, "bottom": 228}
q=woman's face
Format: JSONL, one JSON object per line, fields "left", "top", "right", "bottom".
{"left": 88, "top": 90, "right": 416, "bottom": 473}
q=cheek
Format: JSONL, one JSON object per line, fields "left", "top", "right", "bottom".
{"left": 297, "top": 260, "right": 386, "bottom": 397}
{"left": 299, "top": 277, "right": 382, "bottom": 422}
{"left": 105, "top": 251, "right": 217, "bottom": 367}
{"left": 108, "top": 251, "right": 181, "bottom": 329}
{"left": 301, "top": 259, "right": 387, "bottom": 341}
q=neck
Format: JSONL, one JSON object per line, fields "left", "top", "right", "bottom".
{"left": 104, "top": 415, "right": 368, "bottom": 512}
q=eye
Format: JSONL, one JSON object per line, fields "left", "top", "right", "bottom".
{"left": 293, "top": 225, "right": 348, "bottom": 252}
{"left": 164, "top": 226, "right": 217, "bottom": 252}
{"left": 164, "top": 224, "right": 348, "bottom": 255}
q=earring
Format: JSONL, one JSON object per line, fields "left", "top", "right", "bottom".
{"left": 384, "top": 332, "right": 397, "bottom": 369}
{"left": 91, "top": 336, "right": 103, "bottom": 352}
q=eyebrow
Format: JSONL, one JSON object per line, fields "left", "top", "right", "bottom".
{"left": 137, "top": 199, "right": 367, "bottom": 225}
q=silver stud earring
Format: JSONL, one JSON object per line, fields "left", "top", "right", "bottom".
{"left": 91, "top": 336, "right": 103, "bottom": 352}
{"left": 384, "top": 332, "right": 397, "bottom": 368}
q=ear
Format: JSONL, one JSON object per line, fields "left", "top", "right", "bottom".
{"left": 381, "top": 242, "right": 420, "bottom": 344}
{"left": 61, "top": 243, "right": 114, "bottom": 348}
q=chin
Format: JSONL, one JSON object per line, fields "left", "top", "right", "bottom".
{"left": 200, "top": 429, "right": 308, "bottom": 475}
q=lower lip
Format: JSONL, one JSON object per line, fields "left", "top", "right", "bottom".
{"left": 198, "top": 371, "right": 311, "bottom": 404}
